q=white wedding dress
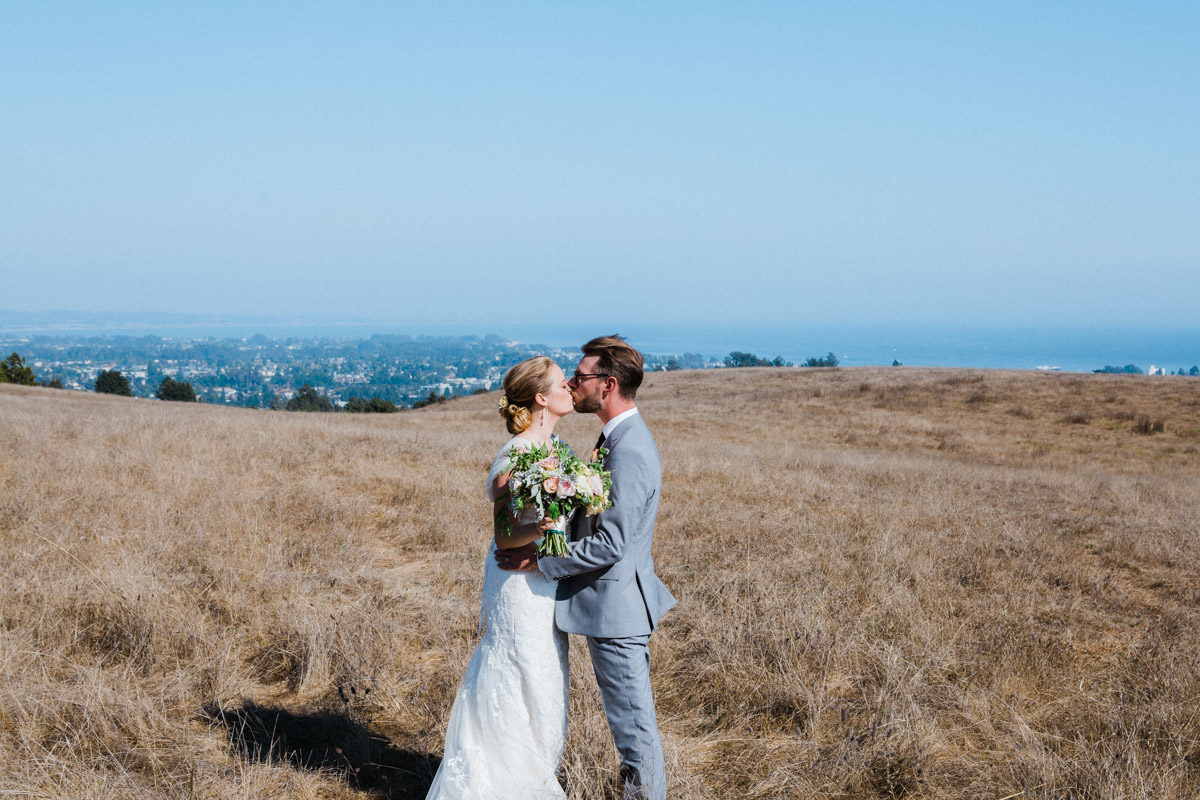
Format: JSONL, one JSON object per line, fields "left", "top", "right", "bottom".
{"left": 425, "top": 437, "right": 569, "bottom": 800}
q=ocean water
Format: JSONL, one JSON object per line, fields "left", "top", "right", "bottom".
{"left": 494, "top": 322, "right": 1200, "bottom": 374}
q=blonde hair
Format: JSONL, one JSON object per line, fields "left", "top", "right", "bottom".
{"left": 499, "top": 356, "right": 556, "bottom": 434}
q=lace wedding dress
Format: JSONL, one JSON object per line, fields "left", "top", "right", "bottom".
{"left": 425, "top": 437, "right": 569, "bottom": 800}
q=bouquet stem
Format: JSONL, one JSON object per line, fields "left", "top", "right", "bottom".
{"left": 537, "top": 520, "right": 569, "bottom": 558}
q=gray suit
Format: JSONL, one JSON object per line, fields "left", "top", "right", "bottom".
{"left": 537, "top": 412, "right": 675, "bottom": 799}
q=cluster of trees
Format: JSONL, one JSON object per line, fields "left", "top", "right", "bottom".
{"left": 804, "top": 352, "right": 840, "bottom": 367}
{"left": 280, "top": 384, "right": 400, "bottom": 412}
{"left": 94, "top": 369, "right": 198, "bottom": 400}
{"left": 345, "top": 396, "right": 400, "bottom": 413}
{"left": 722, "top": 351, "right": 842, "bottom": 368}
{"left": 156, "top": 377, "right": 197, "bottom": 402}
{"left": 723, "top": 352, "right": 793, "bottom": 368}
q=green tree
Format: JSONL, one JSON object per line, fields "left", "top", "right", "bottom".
{"left": 285, "top": 384, "right": 333, "bottom": 411}
{"left": 345, "top": 395, "right": 399, "bottom": 413}
{"left": 665, "top": 358, "right": 681, "bottom": 371}
{"left": 157, "top": 376, "right": 197, "bottom": 402}
{"left": 804, "top": 352, "right": 839, "bottom": 368}
{"left": 0, "top": 352, "right": 37, "bottom": 385}
{"left": 724, "top": 351, "right": 772, "bottom": 367}
{"left": 95, "top": 369, "right": 133, "bottom": 396}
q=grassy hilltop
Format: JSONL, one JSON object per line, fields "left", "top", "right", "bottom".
{"left": 1, "top": 368, "right": 1198, "bottom": 799}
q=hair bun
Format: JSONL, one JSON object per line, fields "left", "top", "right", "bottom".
{"left": 503, "top": 403, "right": 532, "bottom": 434}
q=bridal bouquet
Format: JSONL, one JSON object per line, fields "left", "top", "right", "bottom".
{"left": 498, "top": 439, "right": 612, "bottom": 557}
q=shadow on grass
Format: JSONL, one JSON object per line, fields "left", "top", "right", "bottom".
{"left": 202, "top": 700, "right": 439, "bottom": 799}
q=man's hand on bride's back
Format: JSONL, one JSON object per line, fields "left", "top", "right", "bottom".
{"left": 495, "top": 541, "right": 539, "bottom": 572}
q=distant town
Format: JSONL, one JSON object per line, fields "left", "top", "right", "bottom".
{"left": 0, "top": 333, "right": 718, "bottom": 408}
{"left": 2, "top": 330, "right": 1195, "bottom": 410}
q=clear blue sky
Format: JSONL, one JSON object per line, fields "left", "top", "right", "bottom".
{"left": 3, "top": 2, "right": 1197, "bottom": 330}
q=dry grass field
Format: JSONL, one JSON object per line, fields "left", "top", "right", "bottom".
{"left": 2, "top": 366, "right": 1198, "bottom": 799}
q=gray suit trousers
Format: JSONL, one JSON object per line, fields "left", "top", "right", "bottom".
{"left": 587, "top": 634, "right": 666, "bottom": 800}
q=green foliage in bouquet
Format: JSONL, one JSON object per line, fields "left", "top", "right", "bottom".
{"left": 496, "top": 439, "right": 612, "bottom": 557}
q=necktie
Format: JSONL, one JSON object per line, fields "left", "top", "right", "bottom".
{"left": 594, "top": 432, "right": 606, "bottom": 451}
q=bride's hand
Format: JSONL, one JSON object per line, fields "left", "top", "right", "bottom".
{"left": 536, "top": 516, "right": 562, "bottom": 533}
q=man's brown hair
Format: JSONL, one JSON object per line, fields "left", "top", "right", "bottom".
{"left": 581, "top": 335, "right": 643, "bottom": 400}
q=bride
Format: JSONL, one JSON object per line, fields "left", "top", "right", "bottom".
{"left": 425, "top": 356, "right": 575, "bottom": 800}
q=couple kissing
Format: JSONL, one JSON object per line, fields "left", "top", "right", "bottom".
{"left": 425, "top": 335, "right": 675, "bottom": 800}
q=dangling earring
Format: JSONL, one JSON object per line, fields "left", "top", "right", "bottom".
{"left": 540, "top": 409, "right": 546, "bottom": 429}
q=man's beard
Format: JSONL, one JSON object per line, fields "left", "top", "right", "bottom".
{"left": 572, "top": 393, "right": 601, "bottom": 413}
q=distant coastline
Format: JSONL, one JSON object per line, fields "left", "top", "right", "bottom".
{"left": 3, "top": 310, "right": 1198, "bottom": 374}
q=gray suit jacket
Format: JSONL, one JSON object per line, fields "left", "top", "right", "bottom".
{"left": 537, "top": 412, "right": 676, "bottom": 637}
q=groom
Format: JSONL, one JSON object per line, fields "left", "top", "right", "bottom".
{"left": 496, "top": 335, "right": 676, "bottom": 800}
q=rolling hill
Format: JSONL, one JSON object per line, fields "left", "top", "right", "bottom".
{"left": 1, "top": 367, "right": 1197, "bottom": 799}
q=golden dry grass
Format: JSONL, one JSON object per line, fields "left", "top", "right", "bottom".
{"left": 1, "top": 367, "right": 1198, "bottom": 799}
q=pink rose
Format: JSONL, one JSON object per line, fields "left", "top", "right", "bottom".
{"left": 588, "top": 475, "right": 604, "bottom": 495}
{"left": 537, "top": 456, "right": 560, "bottom": 469}
{"left": 542, "top": 477, "right": 559, "bottom": 494}
{"left": 556, "top": 478, "right": 576, "bottom": 498}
